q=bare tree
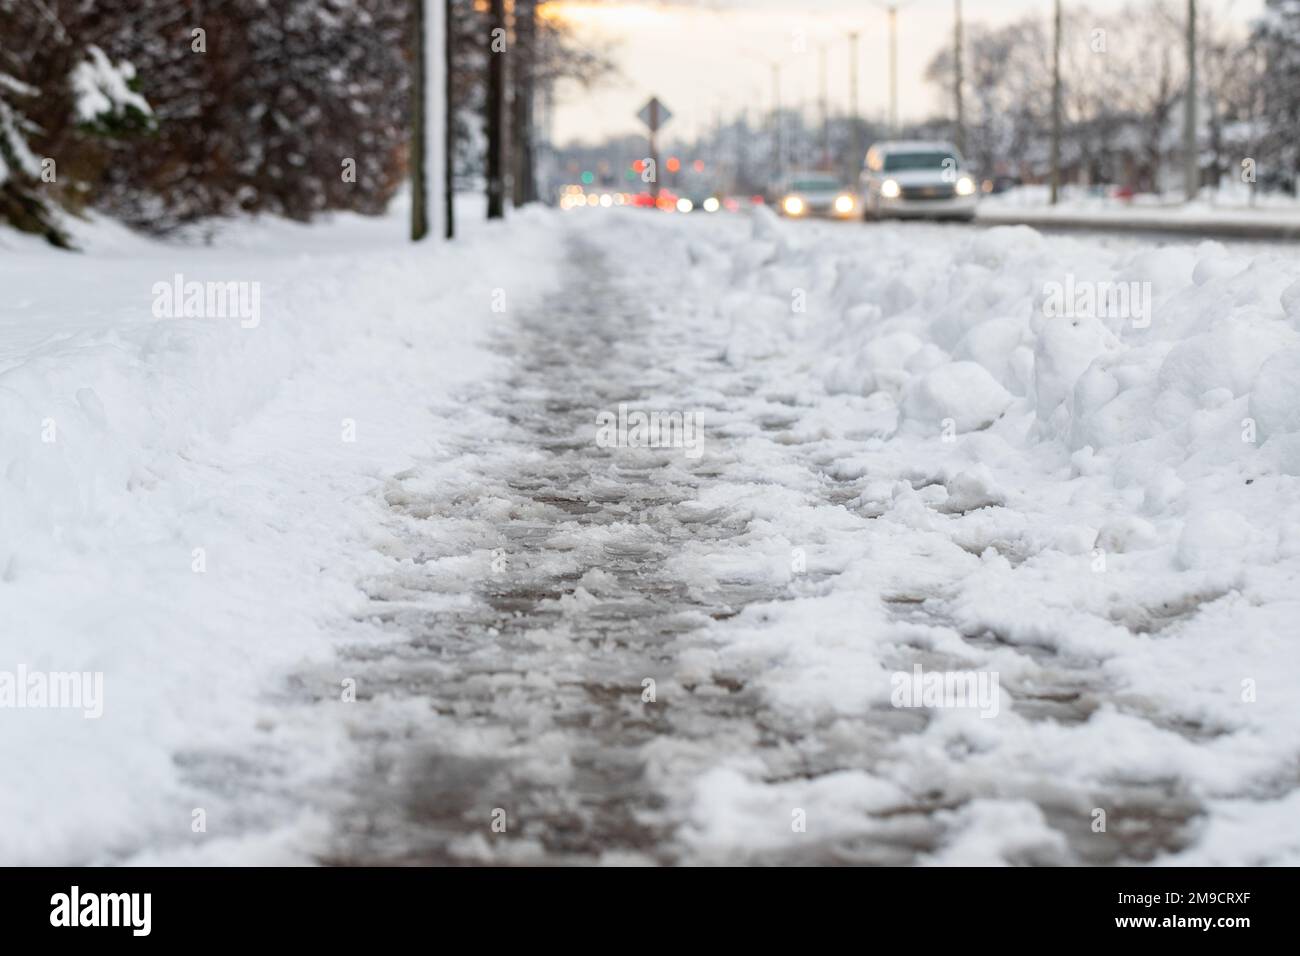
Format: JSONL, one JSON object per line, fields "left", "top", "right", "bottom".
{"left": 1197, "top": 2, "right": 1255, "bottom": 192}
{"left": 925, "top": 16, "right": 1049, "bottom": 180}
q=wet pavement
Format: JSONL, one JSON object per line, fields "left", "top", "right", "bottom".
{"left": 316, "top": 237, "right": 829, "bottom": 863}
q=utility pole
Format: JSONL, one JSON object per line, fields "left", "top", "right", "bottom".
{"left": 1184, "top": 0, "right": 1198, "bottom": 201}
{"left": 742, "top": 48, "right": 788, "bottom": 186}
{"left": 485, "top": 0, "right": 507, "bottom": 219}
{"left": 511, "top": 0, "right": 537, "bottom": 207}
{"left": 871, "top": 1, "right": 913, "bottom": 136}
{"left": 539, "top": 77, "right": 557, "bottom": 207}
{"left": 1050, "top": 0, "right": 1062, "bottom": 205}
{"left": 819, "top": 43, "right": 830, "bottom": 168}
{"left": 848, "top": 30, "right": 861, "bottom": 172}
{"left": 954, "top": 0, "right": 965, "bottom": 155}
{"left": 888, "top": 5, "right": 899, "bottom": 134}
{"left": 772, "top": 61, "right": 783, "bottom": 182}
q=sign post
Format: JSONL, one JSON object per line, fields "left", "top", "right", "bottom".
{"left": 637, "top": 97, "right": 672, "bottom": 200}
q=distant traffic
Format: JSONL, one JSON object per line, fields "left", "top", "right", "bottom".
{"left": 558, "top": 140, "right": 982, "bottom": 223}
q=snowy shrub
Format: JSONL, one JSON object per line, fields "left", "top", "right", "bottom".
{"left": 0, "top": 71, "right": 41, "bottom": 185}
{"left": 69, "top": 46, "right": 153, "bottom": 135}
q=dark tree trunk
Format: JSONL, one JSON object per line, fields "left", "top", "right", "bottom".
{"left": 410, "top": 0, "right": 429, "bottom": 240}
{"left": 444, "top": 0, "right": 455, "bottom": 237}
{"left": 485, "top": 0, "right": 507, "bottom": 219}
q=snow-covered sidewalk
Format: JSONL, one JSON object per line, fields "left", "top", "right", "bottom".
{"left": 5, "top": 203, "right": 1300, "bottom": 865}
{"left": 0, "top": 203, "right": 565, "bottom": 863}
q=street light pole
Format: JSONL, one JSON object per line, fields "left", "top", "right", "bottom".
{"left": 954, "top": 0, "right": 964, "bottom": 155}
{"left": 742, "top": 47, "right": 793, "bottom": 186}
{"left": 1050, "top": 0, "right": 1062, "bottom": 205}
{"left": 888, "top": 5, "right": 899, "bottom": 134}
{"left": 871, "top": 1, "right": 913, "bottom": 136}
{"left": 819, "top": 43, "right": 830, "bottom": 168}
{"left": 772, "top": 61, "right": 783, "bottom": 181}
{"left": 849, "top": 30, "right": 861, "bottom": 169}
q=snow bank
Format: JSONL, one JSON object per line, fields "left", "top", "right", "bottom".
{"left": 0, "top": 200, "right": 564, "bottom": 864}
{"left": 901, "top": 361, "right": 1011, "bottom": 433}
{"left": 600, "top": 209, "right": 1300, "bottom": 864}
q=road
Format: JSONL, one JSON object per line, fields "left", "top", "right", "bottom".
{"left": 778, "top": 208, "right": 1300, "bottom": 248}
{"left": 974, "top": 209, "right": 1300, "bottom": 243}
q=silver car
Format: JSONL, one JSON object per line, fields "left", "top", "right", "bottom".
{"left": 859, "top": 140, "right": 978, "bottom": 221}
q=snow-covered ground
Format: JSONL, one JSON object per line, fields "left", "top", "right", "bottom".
{"left": 0, "top": 200, "right": 565, "bottom": 863}
{"left": 4, "top": 201, "right": 1300, "bottom": 865}
{"left": 644, "top": 210, "right": 1300, "bottom": 864}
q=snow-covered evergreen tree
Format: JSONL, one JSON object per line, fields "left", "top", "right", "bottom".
{"left": 0, "top": 1, "right": 65, "bottom": 243}
{"left": 70, "top": 46, "right": 153, "bottom": 134}
{"left": 0, "top": 1, "right": 153, "bottom": 244}
{"left": 0, "top": 71, "right": 42, "bottom": 186}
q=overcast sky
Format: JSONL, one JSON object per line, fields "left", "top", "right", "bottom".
{"left": 544, "top": 0, "right": 1263, "bottom": 146}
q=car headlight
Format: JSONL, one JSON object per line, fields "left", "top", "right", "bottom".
{"left": 782, "top": 195, "right": 805, "bottom": 216}
{"left": 703, "top": 196, "right": 720, "bottom": 213}
{"left": 833, "top": 194, "right": 855, "bottom": 214}
{"left": 956, "top": 175, "right": 976, "bottom": 197}
{"left": 880, "top": 179, "right": 901, "bottom": 199}
{"left": 676, "top": 197, "right": 694, "bottom": 213}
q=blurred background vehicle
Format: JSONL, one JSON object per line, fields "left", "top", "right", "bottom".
{"left": 859, "top": 141, "right": 977, "bottom": 222}
{"left": 775, "top": 171, "right": 859, "bottom": 219}
{"left": 983, "top": 175, "right": 1022, "bottom": 196}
